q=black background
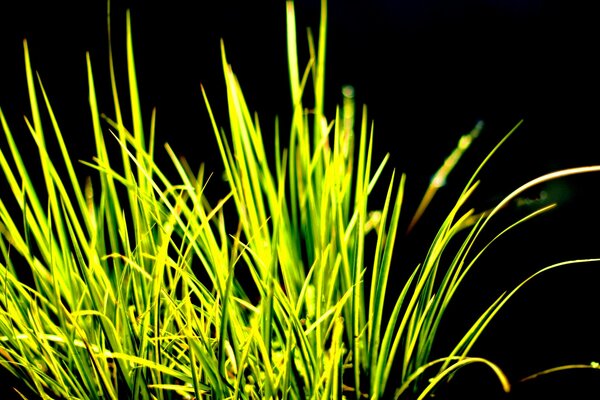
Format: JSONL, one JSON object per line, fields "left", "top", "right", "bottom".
{"left": 2, "top": 0, "right": 600, "bottom": 396}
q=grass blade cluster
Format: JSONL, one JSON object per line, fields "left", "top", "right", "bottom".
{"left": 1, "top": 1, "right": 599, "bottom": 399}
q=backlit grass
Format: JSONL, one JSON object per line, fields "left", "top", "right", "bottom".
{"left": 1, "top": 1, "right": 599, "bottom": 399}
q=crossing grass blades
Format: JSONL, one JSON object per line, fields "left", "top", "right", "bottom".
{"left": 1, "top": 1, "right": 599, "bottom": 398}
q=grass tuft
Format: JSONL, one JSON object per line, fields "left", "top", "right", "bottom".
{"left": 1, "top": 0, "right": 599, "bottom": 399}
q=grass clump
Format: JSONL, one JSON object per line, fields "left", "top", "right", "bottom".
{"left": 1, "top": 1, "right": 599, "bottom": 399}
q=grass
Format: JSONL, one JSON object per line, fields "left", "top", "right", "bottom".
{"left": 1, "top": 0, "right": 599, "bottom": 399}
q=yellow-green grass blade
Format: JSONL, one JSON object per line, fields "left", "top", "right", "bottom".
{"left": 449, "top": 258, "right": 600, "bottom": 370}
{"left": 393, "top": 356, "right": 510, "bottom": 399}
{"left": 367, "top": 172, "right": 405, "bottom": 396}
{"left": 407, "top": 121, "right": 483, "bottom": 233}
